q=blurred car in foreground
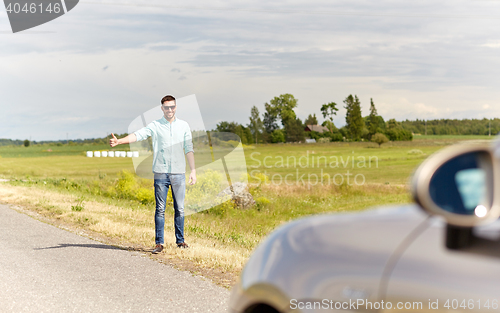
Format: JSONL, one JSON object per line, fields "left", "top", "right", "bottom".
{"left": 229, "top": 142, "right": 500, "bottom": 313}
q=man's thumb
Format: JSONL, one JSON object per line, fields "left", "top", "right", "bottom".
{"left": 112, "top": 133, "right": 117, "bottom": 139}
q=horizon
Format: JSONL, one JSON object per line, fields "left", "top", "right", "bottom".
{"left": 1, "top": 116, "right": 499, "bottom": 142}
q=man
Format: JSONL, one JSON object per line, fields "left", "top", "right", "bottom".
{"left": 110, "top": 95, "right": 196, "bottom": 253}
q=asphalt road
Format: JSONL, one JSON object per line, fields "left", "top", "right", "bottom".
{"left": 0, "top": 204, "right": 230, "bottom": 312}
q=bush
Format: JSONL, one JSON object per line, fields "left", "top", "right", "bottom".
{"left": 327, "top": 132, "right": 343, "bottom": 142}
{"left": 307, "top": 130, "right": 342, "bottom": 142}
{"left": 255, "top": 196, "right": 271, "bottom": 206}
{"left": 248, "top": 172, "right": 269, "bottom": 185}
{"left": 271, "top": 129, "right": 286, "bottom": 143}
{"left": 115, "top": 170, "right": 155, "bottom": 204}
{"left": 136, "top": 187, "right": 155, "bottom": 205}
{"left": 116, "top": 171, "right": 137, "bottom": 199}
{"left": 386, "top": 129, "right": 413, "bottom": 141}
{"left": 185, "top": 169, "right": 225, "bottom": 213}
{"left": 307, "top": 131, "right": 321, "bottom": 140}
{"left": 372, "top": 133, "right": 389, "bottom": 147}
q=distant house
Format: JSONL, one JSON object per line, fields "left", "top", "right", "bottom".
{"left": 304, "top": 125, "right": 329, "bottom": 133}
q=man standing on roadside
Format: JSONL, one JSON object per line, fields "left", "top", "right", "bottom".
{"left": 110, "top": 95, "right": 196, "bottom": 253}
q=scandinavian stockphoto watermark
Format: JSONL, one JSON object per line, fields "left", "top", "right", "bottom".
{"left": 3, "top": 0, "right": 79, "bottom": 33}
{"left": 127, "top": 94, "right": 249, "bottom": 216}
{"left": 122, "top": 95, "right": 378, "bottom": 213}
{"left": 249, "top": 151, "right": 379, "bottom": 187}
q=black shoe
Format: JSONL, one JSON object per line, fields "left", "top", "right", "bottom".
{"left": 177, "top": 242, "right": 189, "bottom": 249}
{"left": 152, "top": 244, "right": 163, "bottom": 254}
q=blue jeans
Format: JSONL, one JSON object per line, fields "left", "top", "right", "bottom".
{"left": 154, "top": 173, "right": 186, "bottom": 245}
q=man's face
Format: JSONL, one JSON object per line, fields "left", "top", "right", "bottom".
{"left": 161, "top": 100, "right": 176, "bottom": 120}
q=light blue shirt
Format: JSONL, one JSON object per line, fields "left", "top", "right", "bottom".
{"left": 134, "top": 116, "right": 194, "bottom": 174}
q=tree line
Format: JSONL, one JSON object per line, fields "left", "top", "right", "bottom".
{"left": 0, "top": 134, "right": 130, "bottom": 147}
{"left": 214, "top": 93, "right": 413, "bottom": 144}
{"left": 400, "top": 118, "right": 500, "bottom": 136}
{"left": 4, "top": 107, "right": 498, "bottom": 147}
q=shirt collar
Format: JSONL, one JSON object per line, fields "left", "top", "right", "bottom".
{"left": 161, "top": 116, "right": 177, "bottom": 124}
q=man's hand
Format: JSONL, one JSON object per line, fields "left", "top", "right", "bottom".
{"left": 188, "top": 170, "right": 197, "bottom": 185}
{"left": 110, "top": 133, "right": 119, "bottom": 147}
{"left": 186, "top": 152, "right": 196, "bottom": 185}
{"left": 110, "top": 133, "right": 137, "bottom": 147}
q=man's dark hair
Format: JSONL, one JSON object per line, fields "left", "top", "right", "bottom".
{"left": 161, "top": 95, "right": 176, "bottom": 104}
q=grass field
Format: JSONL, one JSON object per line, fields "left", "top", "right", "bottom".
{"left": 0, "top": 135, "right": 492, "bottom": 286}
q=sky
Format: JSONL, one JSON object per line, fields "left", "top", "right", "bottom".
{"left": 2, "top": 0, "right": 500, "bottom": 141}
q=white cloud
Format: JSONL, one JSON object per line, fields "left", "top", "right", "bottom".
{"left": 481, "top": 41, "right": 500, "bottom": 48}
{"left": 3, "top": 0, "right": 500, "bottom": 139}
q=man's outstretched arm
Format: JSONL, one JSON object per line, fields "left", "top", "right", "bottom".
{"left": 109, "top": 133, "right": 137, "bottom": 147}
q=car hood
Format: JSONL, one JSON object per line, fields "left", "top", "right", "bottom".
{"left": 239, "top": 204, "right": 429, "bottom": 309}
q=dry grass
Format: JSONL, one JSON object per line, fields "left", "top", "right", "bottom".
{"left": 261, "top": 181, "right": 409, "bottom": 196}
{"left": 0, "top": 178, "right": 412, "bottom": 288}
{"left": 0, "top": 183, "right": 247, "bottom": 287}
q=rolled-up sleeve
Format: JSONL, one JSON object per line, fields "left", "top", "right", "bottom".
{"left": 184, "top": 125, "right": 194, "bottom": 154}
{"left": 134, "top": 123, "right": 154, "bottom": 142}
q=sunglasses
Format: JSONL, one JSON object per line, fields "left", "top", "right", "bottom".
{"left": 162, "top": 105, "right": 176, "bottom": 111}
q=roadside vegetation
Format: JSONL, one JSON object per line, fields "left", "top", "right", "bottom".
{"left": 0, "top": 135, "right": 493, "bottom": 287}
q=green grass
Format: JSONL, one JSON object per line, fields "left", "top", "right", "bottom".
{"left": 5, "top": 174, "right": 410, "bottom": 252}
{"left": 0, "top": 137, "right": 485, "bottom": 281}
{"left": 0, "top": 137, "right": 489, "bottom": 251}
{"left": 413, "top": 134, "right": 494, "bottom": 140}
{"left": 0, "top": 143, "right": 127, "bottom": 158}
{"left": 0, "top": 144, "right": 135, "bottom": 179}
{"left": 244, "top": 142, "right": 440, "bottom": 185}
{"left": 0, "top": 155, "right": 135, "bottom": 180}
{"left": 188, "top": 183, "right": 411, "bottom": 249}
{"left": 0, "top": 136, "right": 490, "bottom": 185}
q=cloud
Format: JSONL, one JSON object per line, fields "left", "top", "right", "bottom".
{"left": 3, "top": 0, "right": 500, "bottom": 139}
{"left": 414, "top": 102, "right": 439, "bottom": 115}
{"left": 481, "top": 41, "right": 500, "bottom": 48}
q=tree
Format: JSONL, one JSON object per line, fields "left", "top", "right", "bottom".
{"left": 271, "top": 129, "right": 285, "bottom": 143}
{"left": 372, "top": 133, "right": 389, "bottom": 147}
{"left": 344, "top": 95, "right": 364, "bottom": 141}
{"left": 24, "top": 139, "right": 30, "bottom": 147}
{"left": 386, "top": 118, "right": 399, "bottom": 130}
{"left": 385, "top": 119, "right": 412, "bottom": 141}
{"left": 304, "top": 114, "right": 318, "bottom": 126}
{"left": 234, "top": 125, "right": 253, "bottom": 145}
{"left": 368, "top": 98, "right": 378, "bottom": 138}
{"left": 215, "top": 121, "right": 253, "bottom": 144}
{"left": 269, "top": 94, "right": 298, "bottom": 126}
{"left": 248, "top": 106, "right": 263, "bottom": 144}
{"left": 284, "top": 117, "right": 306, "bottom": 142}
{"left": 321, "top": 120, "right": 337, "bottom": 132}
{"left": 320, "top": 102, "right": 338, "bottom": 133}
{"left": 263, "top": 103, "right": 279, "bottom": 134}
{"left": 216, "top": 121, "right": 238, "bottom": 133}
{"left": 265, "top": 94, "right": 302, "bottom": 143}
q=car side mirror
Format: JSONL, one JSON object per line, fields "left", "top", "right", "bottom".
{"left": 412, "top": 144, "right": 500, "bottom": 227}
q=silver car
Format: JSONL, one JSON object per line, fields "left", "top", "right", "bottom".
{"left": 229, "top": 142, "right": 500, "bottom": 313}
